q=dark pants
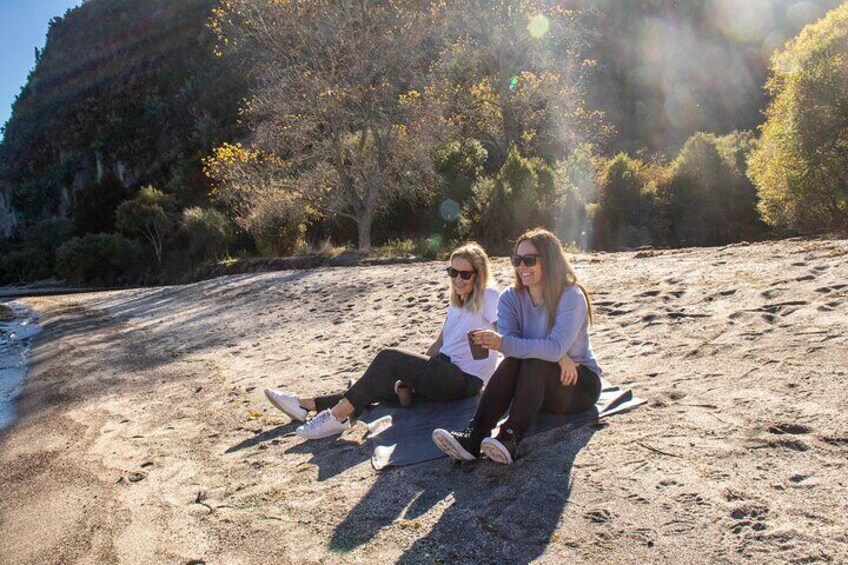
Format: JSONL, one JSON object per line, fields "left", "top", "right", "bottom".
{"left": 471, "top": 357, "right": 602, "bottom": 441}
{"left": 313, "top": 348, "right": 482, "bottom": 416}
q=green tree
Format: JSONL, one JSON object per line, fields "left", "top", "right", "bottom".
{"left": 115, "top": 186, "right": 176, "bottom": 264}
{"left": 660, "top": 132, "right": 762, "bottom": 246}
{"left": 431, "top": 0, "right": 605, "bottom": 170}
{"left": 749, "top": 4, "right": 848, "bottom": 233}
{"left": 461, "top": 145, "right": 555, "bottom": 251}
{"left": 593, "top": 153, "right": 655, "bottom": 250}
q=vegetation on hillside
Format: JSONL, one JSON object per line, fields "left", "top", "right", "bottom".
{"left": 0, "top": 0, "right": 845, "bottom": 286}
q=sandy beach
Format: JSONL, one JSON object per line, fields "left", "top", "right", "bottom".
{"left": 1, "top": 238, "right": 847, "bottom": 564}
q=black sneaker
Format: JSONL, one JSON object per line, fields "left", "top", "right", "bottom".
{"left": 432, "top": 427, "right": 483, "bottom": 461}
{"left": 481, "top": 427, "right": 519, "bottom": 465}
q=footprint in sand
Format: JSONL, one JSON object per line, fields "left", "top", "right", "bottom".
{"left": 584, "top": 509, "right": 613, "bottom": 524}
{"left": 767, "top": 423, "right": 812, "bottom": 435}
{"left": 729, "top": 504, "right": 769, "bottom": 534}
{"left": 637, "top": 290, "right": 661, "bottom": 298}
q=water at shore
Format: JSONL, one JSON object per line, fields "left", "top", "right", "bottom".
{"left": 0, "top": 302, "right": 42, "bottom": 433}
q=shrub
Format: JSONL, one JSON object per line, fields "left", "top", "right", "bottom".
{"left": 22, "top": 217, "right": 75, "bottom": 253}
{"left": 660, "top": 132, "right": 762, "bottom": 246}
{"left": 0, "top": 217, "right": 79, "bottom": 282}
{"left": 592, "top": 154, "right": 657, "bottom": 250}
{"left": 180, "top": 207, "right": 234, "bottom": 262}
{"left": 0, "top": 247, "right": 52, "bottom": 283}
{"left": 55, "top": 233, "right": 139, "bottom": 286}
{"left": 459, "top": 145, "right": 554, "bottom": 251}
{"left": 749, "top": 4, "right": 848, "bottom": 233}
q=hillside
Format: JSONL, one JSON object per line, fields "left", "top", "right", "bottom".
{"left": 0, "top": 0, "right": 247, "bottom": 236}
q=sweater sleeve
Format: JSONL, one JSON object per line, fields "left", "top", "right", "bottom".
{"left": 500, "top": 288, "right": 588, "bottom": 363}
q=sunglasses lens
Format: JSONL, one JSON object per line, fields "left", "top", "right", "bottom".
{"left": 460, "top": 271, "right": 474, "bottom": 280}
{"left": 447, "top": 267, "right": 458, "bottom": 278}
{"left": 512, "top": 255, "right": 538, "bottom": 267}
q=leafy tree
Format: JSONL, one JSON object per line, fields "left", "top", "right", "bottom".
{"left": 211, "top": 0, "right": 440, "bottom": 252}
{"left": 115, "top": 186, "right": 176, "bottom": 264}
{"left": 749, "top": 3, "right": 848, "bottom": 233}
{"left": 592, "top": 154, "right": 656, "bottom": 250}
{"left": 431, "top": 0, "right": 606, "bottom": 170}
{"left": 660, "top": 132, "right": 763, "bottom": 246}
{"left": 461, "top": 145, "right": 555, "bottom": 251}
{"left": 72, "top": 173, "right": 134, "bottom": 235}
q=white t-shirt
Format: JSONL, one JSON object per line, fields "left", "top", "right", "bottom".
{"left": 439, "top": 287, "right": 500, "bottom": 384}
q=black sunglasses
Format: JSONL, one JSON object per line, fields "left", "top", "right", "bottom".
{"left": 447, "top": 267, "right": 476, "bottom": 280}
{"left": 511, "top": 254, "right": 540, "bottom": 268}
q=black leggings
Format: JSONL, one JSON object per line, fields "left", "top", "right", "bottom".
{"left": 471, "top": 357, "right": 602, "bottom": 441}
{"left": 313, "top": 348, "right": 482, "bottom": 417}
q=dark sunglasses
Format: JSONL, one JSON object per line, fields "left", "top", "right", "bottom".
{"left": 446, "top": 267, "right": 476, "bottom": 280}
{"left": 511, "top": 254, "right": 540, "bottom": 268}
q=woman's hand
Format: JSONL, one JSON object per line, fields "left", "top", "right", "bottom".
{"left": 472, "top": 329, "right": 503, "bottom": 351}
{"left": 559, "top": 354, "right": 578, "bottom": 386}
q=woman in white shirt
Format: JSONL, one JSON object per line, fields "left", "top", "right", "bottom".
{"left": 264, "top": 242, "right": 499, "bottom": 440}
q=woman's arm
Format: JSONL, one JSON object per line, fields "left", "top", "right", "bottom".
{"left": 425, "top": 327, "right": 444, "bottom": 358}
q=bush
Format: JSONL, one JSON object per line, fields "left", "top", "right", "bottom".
{"left": 179, "top": 207, "right": 234, "bottom": 262}
{"left": 459, "top": 145, "right": 554, "bottom": 251}
{"left": 592, "top": 154, "right": 658, "bottom": 250}
{"left": 749, "top": 4, "right": 848, "bottom": 233}
{"left": 55, "top": 233, "right": 139, "bottom": 286}
{"left": 660, "top": 132, "right": 762, "bottom": 246}
{"left": 0, "top": 217, "right": 79, "bottom": 282}
{"left": 22, "top": 217, "right": 75, "bottom": 253}
{"left": 0, "top": 247, "right": 52, "bottom": 283}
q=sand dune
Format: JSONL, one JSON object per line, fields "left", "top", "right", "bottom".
{"left": 1, "top": 238, "right": 847, "bottom": 564}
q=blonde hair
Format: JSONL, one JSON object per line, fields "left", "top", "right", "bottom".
{"left": 513, "top": 228, "right": 593, "bottom": 329}
{"left": 449, "top": 242, "right": 491, "bottom": 312}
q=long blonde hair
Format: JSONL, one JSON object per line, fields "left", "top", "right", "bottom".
{"left": 449, "top": 242, "right": 491, "bottom": 312}
{"left": 513, "top": 228, "right": 593, "bottom": 329}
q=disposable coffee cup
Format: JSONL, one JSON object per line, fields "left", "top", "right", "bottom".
{"left": 467, "top": 330, "right": 489, "bottom": 360}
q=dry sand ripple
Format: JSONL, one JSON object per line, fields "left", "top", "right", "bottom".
{"left": 1, "top": 238, "right": 847, "bottom": 564}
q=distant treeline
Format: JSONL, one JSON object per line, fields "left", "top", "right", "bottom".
{"left": 0, "top": 0, "right": 846, "bottom": 286}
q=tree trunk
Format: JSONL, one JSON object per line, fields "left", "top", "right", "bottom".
{"left": 357, "top": 210, "right": 373, "bottom": 253}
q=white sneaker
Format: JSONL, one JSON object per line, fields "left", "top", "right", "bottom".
{"left": 264, "top": 389, "right": 308, "bottom": 422}
{"left": 296, "top": 409, "right": 351, "bottom": 440}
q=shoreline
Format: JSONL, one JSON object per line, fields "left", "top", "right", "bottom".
{"left": 0, "top": 301, "right": 42, "bottom": 433}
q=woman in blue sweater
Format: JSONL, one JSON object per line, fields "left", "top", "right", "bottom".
{"left": 432, "top": 228, "right": 602, "bottom": 465}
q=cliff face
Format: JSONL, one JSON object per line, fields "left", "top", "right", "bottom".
{"left": 0, "top": 0, "right": 247, "bottom": 237}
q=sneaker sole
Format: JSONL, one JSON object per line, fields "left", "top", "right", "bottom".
{"left": 295, "top": 425, "right": 349, "bottom": 440}
{"left": 431, "top": 429, "right": 476, "bottom": 461}
{"left": 481, "top": 438, "right": 514, "bottom": 465}
{"left": 264, "top": 390, "right": 307, "bottom": 422}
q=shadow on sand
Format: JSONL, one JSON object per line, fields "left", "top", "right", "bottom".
{"left": 324, "top": 422, "right": 603, "bottom": 562}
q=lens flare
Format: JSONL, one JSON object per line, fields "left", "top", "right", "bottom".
{"left": 439, "top": 199, "right": 461, "bottom": 221}
{"left": 528, "top": 14, "right": 550, "bottom": 39}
